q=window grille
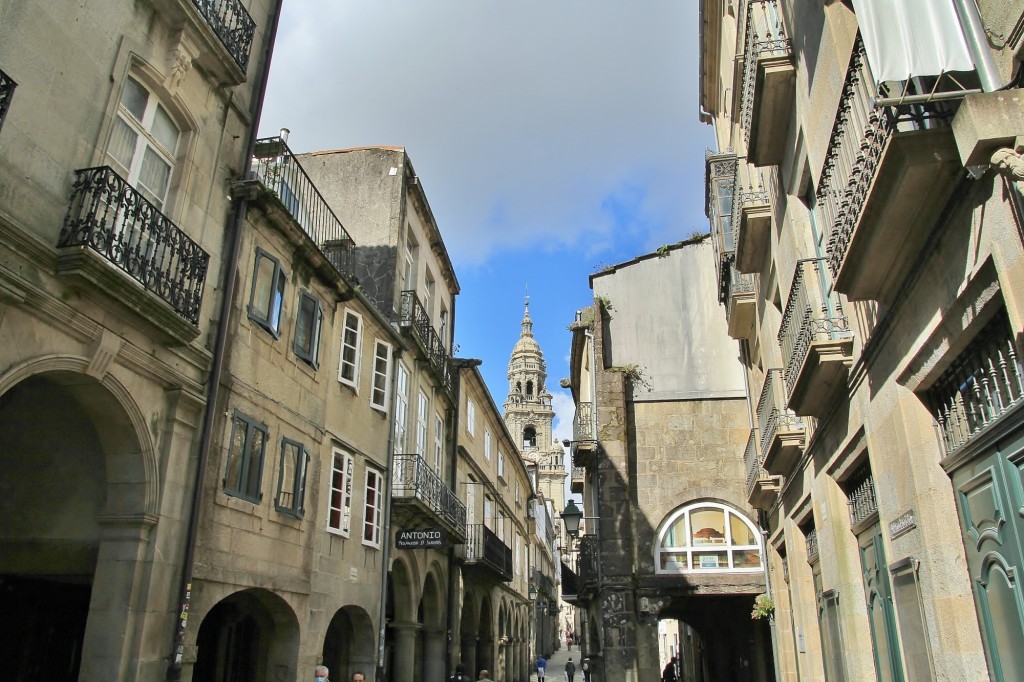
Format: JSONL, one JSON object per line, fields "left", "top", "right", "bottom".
{"left": 844, "top": 461, "right": 877, "bottom": 527}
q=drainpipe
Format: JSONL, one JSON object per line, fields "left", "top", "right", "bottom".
{"left": 376, "top": 347, "right": 405, "bottom": 682}
{"left": 165, "top": 2, "right": 284, "bottom": 679}
{"left": 951, "top": 0, "right": 1004, "bottom": 92}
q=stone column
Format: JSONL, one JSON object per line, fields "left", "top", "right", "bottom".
{"left": 391, "top": 621, "right": 420, "bottom": 682}
{"left": 460, "top": 633, "right": 477, "bottom": 678}
{"left": 422, "top": 626, "right": 446, "bottom": 682}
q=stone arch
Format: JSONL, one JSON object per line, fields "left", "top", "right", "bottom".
{"left": 390, "top": 556, "right": 419, "bottom": 622}
{"left": 323, "top": 605, "right": 375, "bottom": 682}
{"left": 477, "top": 596, "right": 494, "bottom": 676}
{"left": 193, "top": 587, "right": 301, "bottom": 681}
{"left": 459, "top": 589, "right": 479, "bottom": 674}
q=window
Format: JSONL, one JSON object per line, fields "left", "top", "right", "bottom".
{"left": 394, "top": 363, "right": 410, "bottom": 453}
{"left": 370, "top": 340, "right": 392, "bottom": 410}
{"left": 339, "top": 309, "right": 363, "bottom": 387}
{"left": 293, "top": 290, "right": 323, "bottom": 368}
{"left": 434, "top": 413, "right": 445, "bottom": 473}
{"left": 467, "top": 399, "right": 476, "bottom": 436}
{"left": 484, "top": 496, "right": 494, "bottom": 530}
{"left": 439, "top": 307, "right": 449, "bottom": 350}
{"left": 327, "top": 448, "right": 354, "bottom": 536}
{"left": 655, "top": 502, "right": 762, "bottom": 573}
{"left": 275, "top": 438, "right": 308, "bottom": 517}
{"left": 416, "top": 390, "right": 429, "bottom": 456}
{"left": 107, "top": 75, "right": 179, "bottom": 210}
{"left": 498, "top": 450, "right": 505, "bottom": 479}
{"left": 248, "top": 249, "right": 286, "bottom": 336}
{"left": 363, "top": 468, "right": 384, "bottom": 547}
{"left": 402, "top": 232, "right": 417, "bottom": 290}
{"left": 515, "top": 482, "right": 521, "bottom": 505}
{"left": 515, "top": 533, "right": 522, "bottom": 575}
{"left": 224, "top": 411, "right": 268, "bottom": 503}
{"left": 523, "top": 426, "right": 537, "bottom": 448}
{"left": 485, "top": 429, "right": 492, "bottom": 461}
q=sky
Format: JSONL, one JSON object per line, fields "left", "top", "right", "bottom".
{"left": 258, "top": 1, "right": 714, "bottom": 454}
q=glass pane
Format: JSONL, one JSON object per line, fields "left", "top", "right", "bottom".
{"left": 138, "top": 147, "right": 171, "bottom": 206}
{"left": 694, "top": 552, "right": 725, "bottom": 569}
{"left": 690, "top": 509, "right": 726, "bottom": 545}
{"left": 660, "top": 552, "right": 689, "bottom": 571}
{"left": 121, "top": 77, "right": 148, "bottom": 121}
{"left": 664, "top": 517, "right": 687, "bottom": 547}
{"left": 108, "top": 116, "right": 138, "bottom": 171}
{"left": 733, "top": 549, "right": 762, "bottom": 568}
{"left": 225, "top": 417, "right": 246, "bottom": 489}
{"left": 892, "top": 569, "right": 933, "bottom": 682}
{"left": 252, "top": 256, "right": 275, "bottom": 320}
{"left": 295, "top": 296, "right": 315, "bottom": 354}
{"left": 151, "top": 104, "right": 179, "bottom": 153}
{"left": 269, "top": 272, "right": 285, "bottom": 332}
{"left": 245, "top": 428, "right": 265, "bottom": 496}
{"left": 278, "top": 443, "right": 298, "bottom": 509}
{"left": 731, "top": 514, "right": 756, "bottom": 545}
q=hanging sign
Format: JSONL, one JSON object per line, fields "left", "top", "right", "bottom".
{"left": 396, "top": 527, "right": 446, "bottom": 549}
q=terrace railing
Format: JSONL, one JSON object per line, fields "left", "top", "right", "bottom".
{"left": 744, "top": 428, "right": 767, "bottom": 498}
{"left": 739, "top": 0, "right": 792, "bottom": 148}
{"left": 756, "top": 368, "right": 804, "bottom": 457}
{"left": 392, "top": 453, "right": 466, "bottom": 537}
{"left": 399, "top": 290, "right": 454, "bottom": 392}
{"left": 464, "top": 523, "right": 513, "bottom": 580}
{"left": 191, "top": 0, "right": 256, "bottom": 71}
{"left": 573, "top": 401, "right": 595, "bottom": 442}
{"left": 58, "top": 166, "right": 209, "bottom": 325}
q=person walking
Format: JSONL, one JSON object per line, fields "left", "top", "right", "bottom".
{"left": 536, "top": 655, "right": 547, "bottom": 682}
{"left": 477, "top": 670, "right": 491, "bottom": 682}
{"left": 450, "top": 663, "right": 469, "bottom": 682}
{"left": 565, "top": 657, "right": 576, "bottom": 682}
{"left": 314, "top": 665, "right": 330, "bottom": 682}
{"left": 581, "top": 658, "right": 590, "bottom": 682}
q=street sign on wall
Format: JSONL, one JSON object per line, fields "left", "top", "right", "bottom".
{"left": 395, "top": 528, "right": 446, "bottom": 549}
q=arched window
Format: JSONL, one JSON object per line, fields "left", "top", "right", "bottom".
{"left": 523, "top": 426, "right": 536, "bottom": 448}
{"left": 655, "top": 502, "right": 762, "bottom": 574}
{"left": 526, "top": 380, "right": 534, "bottom": 398}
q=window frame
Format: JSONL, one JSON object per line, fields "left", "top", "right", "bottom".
{"left": 327, "top": 448, "right": 355, "bottom": 537}
{"left": 498, "top": 450, "right": 505, "bottom": 480}
{"left": 338, "top": 308, "right": 363, "bottom": 388}
{"left": 434, "top": 413, "right": 445, "bottom": 474}
{"left": 467, "top": 398, "right": 476, "bottom": 436}
{"left": 363, "top": 467, "right": 384, "bottom": 548}
{"left": 485, "top": 429, "right": 492, "bottom": 461}
{"left": 223, "top": 410, "right": 269, "bottom": 503}
{"left": 394, "top": 362, "right": 410, "bottom": 453}
{"left": 370, "top": 339, "right": 392, "bottom": 411}
{"left": 293, "top": 289, "right": 323, "bottom": 369}
{"left": 248, "top": 248, "right": 287, "bottom": 337}
{"left": 416, "top": 390, "right": 429, "bottom": 456}
{"left": 274, "top": 437, "right": 309, "bottom": 518}
{"left": 655, "top": 502, "right": 764, "bottom": 574}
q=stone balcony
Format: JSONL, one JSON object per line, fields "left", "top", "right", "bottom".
{"left": 757, "top": 368, "right": 806, "bottom": 479}
{"left": 150, "top": 0, "right": 255, "bottom": 84}
{"left": 744, "top": 428, "right": 781, "bottom": 510}
{"left": 733, "top": 161, "right": 771, "bottom": 274}
{"left": 740, "top": 0, "right": 796, "bottom": 167}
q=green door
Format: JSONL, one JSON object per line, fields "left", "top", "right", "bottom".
{"left": 859, "top": 529, "right": 903, "bottom": 681}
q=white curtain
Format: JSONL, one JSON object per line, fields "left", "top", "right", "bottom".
{"left": 852, "top": 0, "right": 974, "bottom": 82}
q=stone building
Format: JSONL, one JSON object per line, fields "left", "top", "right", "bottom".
{"left": 0, "top": 0, "right": 279, "bottom": 679}
{"left": 699, "top": 0, "right": 1024, "bottom": 680}
{"left": 564, "top": 240, "right": 774, "bottom": 682}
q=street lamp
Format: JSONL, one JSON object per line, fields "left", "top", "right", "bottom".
{"left": 528, "top": 583, "right": 538, "bottom": 601}
{"left": 561, "top": 499, "right": 584, "bottom": 537}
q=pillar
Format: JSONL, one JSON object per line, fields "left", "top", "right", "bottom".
{"left": 423, "top": 627, "right": 446, "bottom": 682}
{"left": 391, "top": 622, "right": 419, "bottom": 682}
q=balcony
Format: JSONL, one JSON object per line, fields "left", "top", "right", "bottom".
{"left": 150, "top": 0, "right": 255, "bottom": 84}
{"left": 733, "top": 161, "right": 771, "bottom": 274}
{"left": 56, "top": 166, "right": 209, "bottom": 336}
{"left": 399, "top": 290, "right": 454, "bottom": 392}
{"left": 571, "top": 401, "right": 598, "bottom": 468}
{"left": 744, "top": 428, "right": 780, "bottom": 510}
{"left": 817, "top": 38, "right": 960, "bottom": 301}
{"left": 391, "top": 454, "right": 467, "bottom": 542}
{"left": 779, "top": 258, "right": 854, "bottom": 418}
{"left": 0, "top": 67, "right": 16, "bottom": 135}
{"left": 740, "top": 0, "right": 795, "bottom": 166}
{"left": 533, "top": 569, "right": 555, "bottom": 599}
{"left": 722, "top": 257, "right": 756, "bottom": 341}
{"left": 251, "top": 136, "right": 358, "bottom": 282}
{"left": 576, "top": 534, "right": 600, "bottom": 596}
{"left": 570, "top": 466, "right": 586, "bottom": 494}
{"left": 756, "top": 369, "right": 806, "bottom": 478}
{"left": 461, "top": 524, "right": 512, "bottom": 582}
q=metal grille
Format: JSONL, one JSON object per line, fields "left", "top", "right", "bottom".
{"left": 399, "top": 290, "right": 454, "bottom": 392}
{"left": 573, "top": 401, "right": 595, "bottom": 441}
{"left": 755, "top": 368, "right": 805, "bottom": 458}
{"left": 928, "top": 309, "right": 1024, "bottom": 456}
{"left": 191, "top": 0, "right": 256, "bottom": 71}
{"left": 0, "top": 67, "right": 16, "bottom": 134}
{"left": 392, "top": 453, "right": 466, "bottom": 536}
{"left": 845, "top": 461, "right": 877, "bottom": 526}
{"left": 58, "top": 166, "right": 210, "bottom": 325}
{"left": 739, "top": 0, "right": 792, "bottom": 146}
{"left": 805, "top": 527, "right": 819, "bottom": 564}
{"left": 744, "top": 428, "right": 766, "bottom": 496}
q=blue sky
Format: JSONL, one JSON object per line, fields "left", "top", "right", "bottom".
{"left": 259, "top": 1, "right": 714, "bottom": 443}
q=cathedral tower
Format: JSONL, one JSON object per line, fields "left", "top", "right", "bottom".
{"left": 504, "top": 300, "right": 567, "bottom": 515}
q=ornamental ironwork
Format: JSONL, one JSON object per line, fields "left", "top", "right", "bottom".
{"left": 58, "top": 166, "right": 209, "bottom": 325}
{"left": 573, "top": 401, "right": 594, "bottom": 442}
{"left": 399, "top": 290, "right": 454, "bottom": 392}
{"left": 928, "top": 309, "right": 1024, "bottom": 456}
{"left": 464, "top": 523, "right": 513, "bottom": 580}
{"left": 739, "top": 0, "right": 792, "bottom": 146}
{"left": 805, "top": 527, "right": 819, "bottom": 564}
{"left": 778, "top": 258, "right": 852, "bottom": 397}
{"left": 392, "top": 453, "right": 467, "bottom": 536}
{"left": 743, "top": 428, "right": 767, "bottom": 496}
{"left": 845, "top": 461, "right": 877, "bottom": 526}
{"left": 756, "top": 368, "right": 805, "bottom": 457}
{"left": 577, "top": 534, "right": 600, "bottom": 586}
{"left": 815, "top": 36, "right": 956, "bottom": 279}
{"left": 191, "top": 0, "right": 255, "bottom": 71}
{"left": 0, "top": 67, "right": 16, "bottom": 134}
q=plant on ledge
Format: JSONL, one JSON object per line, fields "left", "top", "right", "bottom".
{"left": 751, "top": 594, "right": 775, "bottom": 620}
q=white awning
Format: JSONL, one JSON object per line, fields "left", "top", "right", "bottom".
{"left": 852, "top": 0, "right": 974, "bottom": 83}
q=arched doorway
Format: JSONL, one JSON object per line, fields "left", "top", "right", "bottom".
{"left": 193, "top": 588, "right": 300, "bottom": 682}
{"left": 386, "top": 560, "right": 418, "bottom": 682}
{"left": 323, "top": 606, "right": 376, "bottom": 682}
{"left": 418, "top": 572, "right": 445, "bottom": 682}
{"left": 458, "top": 591, "right": 479, "bottom": 675}
{"left": 0, "top": 370, "right": 153, "bottom": 681}
{"left": 477, "top": 597, "right": 493, "bottom": 677}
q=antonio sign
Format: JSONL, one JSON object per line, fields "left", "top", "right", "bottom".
{"left": 395, "top": 528, "right": 446, "bottom": 549}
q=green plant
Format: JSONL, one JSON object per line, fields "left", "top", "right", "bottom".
{"left": 594, "top": 295, "right": 614, "bottom": 313}
{"left": 609, "top": 363, "right": 652, "bottom": 392}
{"left": 751, "top": 594, "right": 775, "bottom": 620}
{"left": 655, "top": 244, "right": 672, "bottom": 257}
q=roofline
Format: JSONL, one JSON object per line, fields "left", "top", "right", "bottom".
{"left": 588, "top": 234, "right": 710, "bottom": 287}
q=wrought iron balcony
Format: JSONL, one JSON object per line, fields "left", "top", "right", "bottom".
{"left": 570, "top": 401, "right": 597, "bottom": 468}
{"left": 756, "top": 368, "right": 805, "bottom": 479}
{"left": 817, "top": 37, "right": 960, "bottom": 301}
{"left": 191, "top": 0, "right": 255, "bottom": 71}
{"left": 928, "top": 310, "right": 1024, "bottom": 458}
{"left": 576, "top": 534, "right": 600, "bottom": 592}
{"left": 392, "top": 453, "right": 467, "bottom": 541}
{"left": 739, "top": 0, "right": 795, "bottom": 166}
{"left": 463, "top": 523, "right": 513, "bottom": 581}
{"left": 733, "top": 160, "right": 771, "bottom": 274}
{"left": 252, "top": 136, "right": 358, "bottom": 282}
{"left": 0, "top": 67, "right": 16, "bottom": 135}
{"left": 57, "top": 166, "right": 209, "bottom": 326}
{"left": 398, "top": 290, "right": 454, "bottom": 392}
{"left": 744, "top": 428, "right": 780, "bottom": 510}
{"left": 778, "top": 258, "right": 853, "bottom": 417}
{"left": 722, "top": 256, "right": 756, "bottom": 341}
{"left": 533, "top": 569, "right": 555, "bottom": 598}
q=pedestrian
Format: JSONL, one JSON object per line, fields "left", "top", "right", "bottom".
{"left": 536, "top": 655, "right": 547, "bottom": 682}
{"left": 662, "top": 657, "right": 678, "bottom": 682}
{"left": 565, "top": 657, "right": 576, "bottom": 682}
{"left": 314, "top": 665, "right": 330, "bottom": 682}
{"left": 450, "top": 663, "right": 469, "bottom": 682}
{"left": 581, "top": 658, "right": 590, "bottom": 682}
{"left": 566, "top": 632, "right": 573, "bottom": 651}
{"left": 477, "top": 669, "right": 491, "bottom": 682}
{"left": 352, "top": 673, "right": 366, "bottom": 682}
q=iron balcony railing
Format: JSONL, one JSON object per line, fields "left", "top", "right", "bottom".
{"left": 743, "top": 428, "right": 767, "bottom": 497}
{"left": 739, "top": 0, "right": 792, "bottom": 147}
{"left": 191, "top": 0, "right": 255, "bottom": 71}
{"left": 573, "top": 401, "right": 595, "bottom": 442}
{"left": 533, "top": 569, "right": 555, "bottom": 598}
{"left": 571, "top": 466, "right": 586, "bottom": 482}
{"left": 0, "top": 67, "right": 16, "bottom": 134}
{"left": 805, "top": 527, "right": 819, "bottom": 564}
{"left": 756, "top": 368, "right": 805, "bottom": 457}
{"left": 928, "top": 310, "right": 1024, "bottom": 456}
{"left": 577, "top": 534, "right": 600, "bottom": 587}
{"left": 57, "top": 166, "right": 209, "bottom": 325}
{"left": 252, "top": 136, "right": 357, "bottom": 281}
{"left": 816, "top": 36, "right": 956, "bottom": 280}
{"left": 464, "top": 523, "right": 513, "bottom": 580}
{"left": 845, "top": 462, "right": 877, "bottom": 527}
{"left": 720, "top": 256, "right": 755, "bottom": 308}
{"left": 392, "top": 453, "right": 467, "bottom": 537}
{"left": 399, "top": 290, "right": 454, "bottom": 391}
{"left": 778, "top": 258, "right": 852, "bottom": 397}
